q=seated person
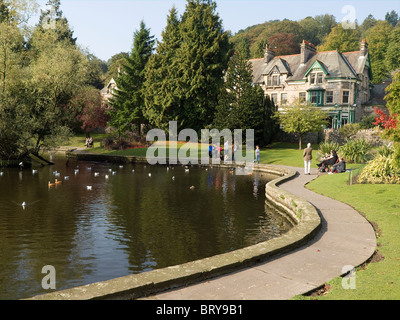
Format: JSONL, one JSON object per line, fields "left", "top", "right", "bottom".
{"left": 330, "top": 157, "right": 346, "bottom": 173}
{"left": 317, "top": 150, "right": 338, "bottom": 169}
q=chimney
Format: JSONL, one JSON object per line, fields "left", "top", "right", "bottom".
{"left": 264, "top": 44, "right": 275, "bottom": 64}
{"left": 300, "top": 40, "right": 316, "bottom": 64}
{"left": 360, "top": 39, "right": 368, "bottom": 56}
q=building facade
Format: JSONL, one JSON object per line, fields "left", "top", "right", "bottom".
{"left": 100, "top": 78, "right": 117, "bottom": 104}
{"left": 250, "top": 39, "right": 372, "bottom": 129}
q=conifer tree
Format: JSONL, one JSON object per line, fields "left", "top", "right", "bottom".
{"left": 108, "top": 21, "right": 154, "bottom": 137}
{"left": 143, "top": 7, "right": 182, "bottom": 131}
{"left": 37, "top": 0, "right": 76, "bottom": 45}
{"left": 214, "top": 50, "right": 277, "bottom": 145}
{"left": 176, "top": 0, "right": 231, "bottom": 132}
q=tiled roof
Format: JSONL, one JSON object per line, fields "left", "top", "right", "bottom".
{"left": 251, "top": 49, "right": 367, "bottom": 83}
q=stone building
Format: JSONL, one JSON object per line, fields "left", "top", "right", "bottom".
{"left": 100, "top": 78, "right": 117, "bottom": 104}
{"left": 250, "top": 39, "right": 373, "bottom": 129}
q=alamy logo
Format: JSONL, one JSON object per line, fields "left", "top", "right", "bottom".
{"left": 41, "top": 4, "right": 56, "bottom": 30}
{"left": 341, "top": 265, "right": 356, "bottom": 290}
{"left": 41, "top": 265, "right": 56, "bottom": 290}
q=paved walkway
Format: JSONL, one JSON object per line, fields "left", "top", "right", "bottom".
{"left": 144, "top": 166, "right": 377, "bottom": 300}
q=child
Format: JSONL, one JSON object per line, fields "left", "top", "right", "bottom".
{"left": 254, "top": 146, "right": 260, "bottom": 164}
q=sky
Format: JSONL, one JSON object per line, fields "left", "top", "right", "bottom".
{"left": 34, "top": 0, "right": 400, "bottom": 62}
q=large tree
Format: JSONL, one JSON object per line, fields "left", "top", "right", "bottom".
{"left": 143, "top": 7, "right": 182, "bottom": 131}
{"left": 385, "top": 28, "right": 400, "bottom": 73}
{"left": 108, "top": 21, "right": 154, "bottom": 137}
{"left": 214, "top": 50, "right": 277, "bottom": 145}
{"left": 174, "top": 0, "right": 232, "bottom": 132}
{"left": 366, "top": 21, "right": 394, "bottom": 83}
{"left": 18, "top": 39, "right": 90, "bottom": 155}
{"left": 317, "top": 23, "right": 360, "bottom": 53}
{"left": 274, "top": 103, "right": 328, "bottom": 150}
{"left": 267, "top": 32, "right": 299, "bottom": 56}
{"left": 36, "top": 0, "right": 76, "bottom": 45}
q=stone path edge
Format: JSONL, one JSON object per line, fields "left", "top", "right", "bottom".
{"left": 27, "top": 158, "right": 322, "bottom": 300}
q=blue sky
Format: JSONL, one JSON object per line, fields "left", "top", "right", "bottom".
{"left": 35, "top": 0, "right": 400, "bottom": 62}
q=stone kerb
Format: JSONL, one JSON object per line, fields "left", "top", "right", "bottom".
{"left": 28, "top": 164, "right": 321, "bottom": 300}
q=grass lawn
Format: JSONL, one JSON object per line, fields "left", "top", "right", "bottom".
{"left": 256, "top": 143, "right": 400, "bottom": 300}
{"left": 61, "top": 136, "right": 399, "bottom": 299}
{"left": 299, "top": 170, "right": 400, "bottom": 300}
{"left": 260, "top": 142, "right": 319, "bottom": 167}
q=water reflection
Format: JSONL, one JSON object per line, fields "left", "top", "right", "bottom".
{"left": 0, "top": 157, "right": 292, "bottom": 299}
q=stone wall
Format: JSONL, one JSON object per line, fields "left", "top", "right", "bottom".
{"left": 278, "top": 127, "right": 385, "bottom": 148}
{"left": 324, "top": 128, "right": 385, "bottom": 147}
{"left": 27, "top": 164, "right": 321, "bottom": 300}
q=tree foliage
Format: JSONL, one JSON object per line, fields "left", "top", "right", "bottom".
{"left": 366, "top": 21, "right": 394, "bottom": 84}
{"left": 143, "top": 7, "right": 182, "bottom": 131}
{"left": 274, "top": 103, "right": 328, "bottom": 149}
{"left": 143, "top": 0, "right": 231, "bottom": 133}
{"left": 0, "top": 0, "right": 103, "bottom": 159}
{"left": 317, "top": 23, "right": 360, "bottom": 52}
{"left": 108, "top": 21, "right": 154, "bottom": 137}
{"left": 214, "top": 51, "right": 277, "bottom": 145}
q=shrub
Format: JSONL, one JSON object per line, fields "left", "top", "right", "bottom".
{"left": 377, "top": 144, "right": 395, "bottom": 157}
{"left": 359, "top": 115, "right": 377, "bottom": 130}
{"left": 318, "top": 141, "right": 340, "bottom": 160}
{"left": 339, "top": 139, "right": 372, "bottom": 163}
{"left": 357, "top": 154, "right": 400, "bottom": 184}
{"left": 338, "top": 123, "right": 360, "bottom": 141}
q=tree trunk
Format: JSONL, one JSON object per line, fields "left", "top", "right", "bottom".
{"left": 298, "top": 134, "right": 302, "bottom": 150}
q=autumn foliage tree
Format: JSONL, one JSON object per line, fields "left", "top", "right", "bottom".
{"left": 373, "top": 107, "right": 398, "bottom": 130}
{"left": 267, "top": 32, "right": 299, "bottom": 56}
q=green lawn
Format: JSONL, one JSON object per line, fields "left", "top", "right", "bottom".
{"left": 61, "top": 136, "right": 399, "bottom": 299}
{"left": 260, "top": 142, "right": 319, "bottom": 167}
{"left": 257, "top": 143, "right": 400, "bottom": 300}
{"left": 300, "top": 171, "right": 400, "bottom": 300}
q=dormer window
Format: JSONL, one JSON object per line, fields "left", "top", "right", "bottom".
{"left": 310, "top": 72, "right": 324, "bottom": 85}
{"left": 305, "top": 60, "right": 329, "bottom": 85}
{"left": 267, "top": 74, "right": 282, "bottom": 87}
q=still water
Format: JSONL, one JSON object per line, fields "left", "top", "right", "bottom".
{"left": 0, "top": 157, "right": 292, "bottom": 300}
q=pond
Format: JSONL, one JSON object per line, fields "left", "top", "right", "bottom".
{"left": 0, "top": 156, "right": 293, "bottom": 300}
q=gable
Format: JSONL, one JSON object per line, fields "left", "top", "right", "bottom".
{"left": 263, "top": 58, "right": 291, "bottom": 76}
{"left": 304, "top": 60, "right": 329, "bottom": 77}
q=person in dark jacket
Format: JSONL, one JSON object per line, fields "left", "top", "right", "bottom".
{"left": 330, "top": 157, "right": 346, "bottom": 173}
{"left": 303, "top": 143, "right": 313, "bottom": 175}
{"left": 317, "top": 150, "right": 338, "bottom": 169}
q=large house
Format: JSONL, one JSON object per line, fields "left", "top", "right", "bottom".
{"left": 250, "top": 39, "right": 373, "bottom": 129}
{"left": 100, "top": 78, "right": 117, "bottom": 103}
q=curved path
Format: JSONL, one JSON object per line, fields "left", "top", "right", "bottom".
{"left": 144, "top": 166, "right": 377, "bottom": 300}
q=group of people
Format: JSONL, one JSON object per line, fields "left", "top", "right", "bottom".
{"left": 208, "top": 142, "right": 239, "bottom": 161}
{"left": 208, "top": 143, "right": 260, "bottom": 163}
{"left": 303, "top": 143, "right": 346, "bottom": 175}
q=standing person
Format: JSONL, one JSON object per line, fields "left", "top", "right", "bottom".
{"left": 224, "top": 140, "right": 229, "bottom": 161}
{"left": 303, "top": 143, "right": 312, "bottom": 175}
{"left": 254, "top": 146, "right": 260, "bottom": 164}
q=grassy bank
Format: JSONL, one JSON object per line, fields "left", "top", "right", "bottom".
{"left": 301, "top": 171, "right": 400, "bottom": 300}
{"left": 258, "top": 143, "right": 400, "bottom": 299}
{"left": 258, "top": 143, "right": 399, "bottom": 299}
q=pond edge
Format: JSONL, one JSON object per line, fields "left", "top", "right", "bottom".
{"left": 27, "top": 155, "right": 321, "bottom": 300}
